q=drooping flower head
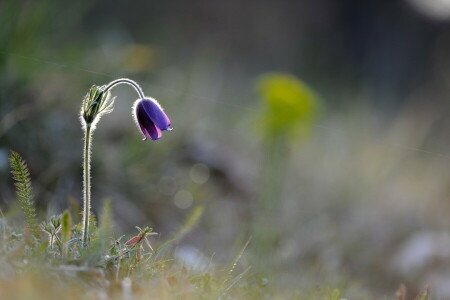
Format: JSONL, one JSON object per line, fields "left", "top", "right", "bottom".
{"left": 133, "top": 97, "right": 172, "bottom": 140}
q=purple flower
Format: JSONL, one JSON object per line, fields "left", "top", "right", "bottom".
{"left": 133, "top": 98, "right": 172, "bottom": 140}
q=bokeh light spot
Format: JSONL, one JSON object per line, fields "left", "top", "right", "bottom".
{"left": 174, "top": 190, "right": 193, "bottom": 209}
{"left": 407, "top": 0, "right": 450, "bottom": 20}
{"left": 189, "top": 163, "right": 210, "bottom": 185}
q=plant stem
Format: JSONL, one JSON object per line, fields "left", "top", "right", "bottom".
{"left": 82, "top": 125, "right": 92, "bottom": 246}
{"left": 104, "top": 78, "right": 145, "bottom": 99}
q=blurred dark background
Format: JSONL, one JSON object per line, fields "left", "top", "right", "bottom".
{"left": 2, "top": 0, "right": 450, "bottom": 297}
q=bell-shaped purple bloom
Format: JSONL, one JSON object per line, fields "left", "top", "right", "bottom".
{"left": 133, "top": 98, "right": 172, "bottom": 140}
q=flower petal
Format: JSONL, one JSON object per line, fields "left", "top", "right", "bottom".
{"left": 140, "top": 98, "right": 172, "bottom": 131}
{"left": 136, "top": 101, "right": 162, "bottom": 140}
{"left": 125, "top": 235, "right": 141, "bottom": 246}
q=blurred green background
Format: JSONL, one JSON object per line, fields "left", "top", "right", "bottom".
{"left": 2, "top": 0, "right": 450, "bottom": 297}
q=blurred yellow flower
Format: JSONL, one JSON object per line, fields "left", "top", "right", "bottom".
{"left": 257, "top": 73, "right": 320, "bottom": 141}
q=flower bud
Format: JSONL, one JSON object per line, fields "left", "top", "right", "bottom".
{"left": 81, "top": 85, "right": 114, "bottom": 128}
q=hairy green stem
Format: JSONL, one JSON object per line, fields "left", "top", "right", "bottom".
{"left": 104, "top": 78, "right": 145, "bottom": 99}
{"left": 82, "top": 125, "right": 92, "bottom": 246}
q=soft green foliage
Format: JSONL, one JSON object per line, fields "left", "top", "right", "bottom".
{"left": 9, "top": 150, "right": 39, "bottom": 238}
{"left": 98, "top": 200, "right": 112, "bottom": 238}
{"left": 330, "top": 288, "right": 341, "bottom": 300}
{"left": 257, "top": 73, "right": 320, "bottom": 141}
{"left": 94, "top": 200, "right": 113, "bottom": 254}
{"left": 61, "top": 210, "right": 71, "bottom": 244}
{"left": 61, "top": 210, "right": 71, "bottom": 256}
{"left": 0, "top": 200, "right": 280, "bottom": 300}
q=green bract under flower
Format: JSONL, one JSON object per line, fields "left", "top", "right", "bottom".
{"left": 81, "top": 85, "right": 115, "bottom": 128}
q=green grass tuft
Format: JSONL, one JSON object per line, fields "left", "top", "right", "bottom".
{"left": 61, "top": 210, "right": 72, "bottom": 256}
